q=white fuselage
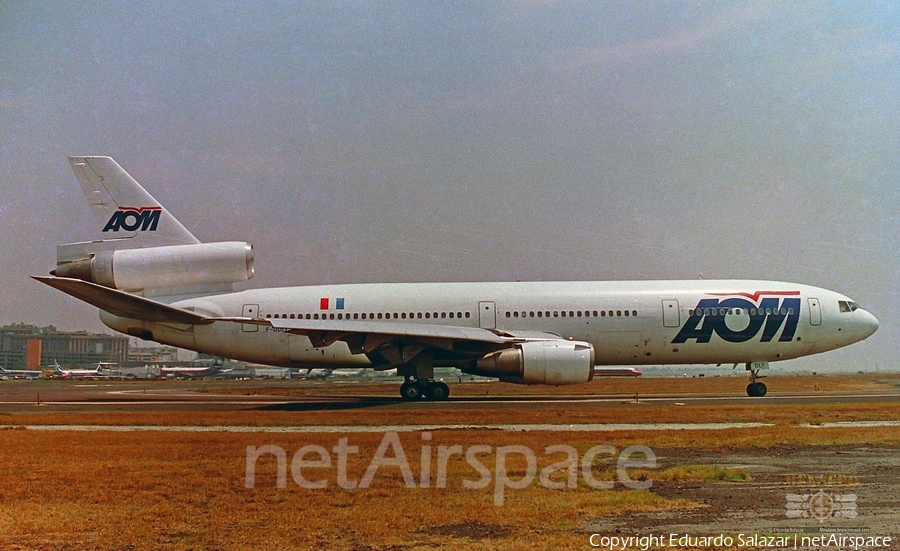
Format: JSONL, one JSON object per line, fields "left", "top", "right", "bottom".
{"left": 99, "top": 280, "right": 878, "bottom": 369}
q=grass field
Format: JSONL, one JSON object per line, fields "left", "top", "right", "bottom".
{"left": 1, "top": 374, "right": 898, "bottom": 550}
{"left": 2, "top": 426, "right": 900, "bottom": 550}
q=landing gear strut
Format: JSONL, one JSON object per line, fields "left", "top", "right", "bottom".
{"left": 396, "top": 356, "right": 450, "bottom": 401}
{"left": 745, "top": 362, "right": 767, "bottom": 397}
{"left": 399, "top": 378, "right": 450, "bottom": 401}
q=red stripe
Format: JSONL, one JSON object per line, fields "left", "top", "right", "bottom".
{"left": 320, "top": 298, "right": 329, "bottom": 310}
{"left": 118, "top": 206, "right": 162, "bottom": 212}
{"left": 707, "top": 291, "right": 800, "bottom": 301}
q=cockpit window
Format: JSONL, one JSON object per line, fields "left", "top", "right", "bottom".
{"left": 838, "top": 300, "right": 860, "bottom": 313}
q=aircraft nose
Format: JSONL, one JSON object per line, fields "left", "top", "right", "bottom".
{"left": 859, "top": 310, "right": 879, "bottom": 338}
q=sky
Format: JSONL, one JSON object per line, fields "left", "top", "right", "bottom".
{"left": 1, "top": 1, "right": 897, "bottom": 372}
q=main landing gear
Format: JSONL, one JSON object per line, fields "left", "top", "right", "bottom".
{"left": 396, "top": 355, "right": 449, "bottom": 401}
{"left": 745, "top": 362, "right": 767, "bottom": 397}
{"left": 399, "top": 378, "right": 450, "bottom": 401}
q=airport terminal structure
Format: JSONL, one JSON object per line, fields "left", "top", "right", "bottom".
{"left": 0, "top": 323, "right": 128, "bottom": 370}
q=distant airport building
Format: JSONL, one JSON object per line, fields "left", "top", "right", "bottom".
{"left": 128, "top": 345, "right": 180, "bottom": 364}
{"left": 0, "top": 324, "right": 128, "bottom": 369}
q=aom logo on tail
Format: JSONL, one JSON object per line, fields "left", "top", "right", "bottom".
{"left": 673, "top": 291, "right": 801, "bottom": 344}
{"left": 102, "top": 206, "right": 162, "bottom": 232}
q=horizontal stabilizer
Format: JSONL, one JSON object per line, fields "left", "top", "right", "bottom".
{"left": 32, "top": 276, "right": 213, "bottom": 325}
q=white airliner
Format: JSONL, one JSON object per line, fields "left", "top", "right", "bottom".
{"left": 0, "top": 366, "right": 45, "bottom": 380}
{"left": 159, "top": 361, "right": 225, "bottom": 380}
{"left": 52, "top": 360, "right": 113, "bottom": 380}
{"left": 34, "top": 157, "right": 879, "bottom": 400}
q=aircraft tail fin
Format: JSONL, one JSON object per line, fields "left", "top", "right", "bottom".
{"left": 67, "top": 156, "right": 200, "bottom": 250}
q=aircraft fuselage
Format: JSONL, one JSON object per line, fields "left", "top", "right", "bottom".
{"left": 100, "top": 280, "right": 878, "bottom": 369}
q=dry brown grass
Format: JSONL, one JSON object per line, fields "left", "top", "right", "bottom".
{"left": 1, "top": 374, "right": 898, "bottom": 549}
{"left": 1, "top": 425, "right": 900, "bottom": 550}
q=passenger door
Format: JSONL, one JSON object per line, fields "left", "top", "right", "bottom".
{"left": 242, "top": 304, "right": 260, "bottom": 332}
{"left": 808, "top": 298, "right": 822, "bottom": 326}
{"left": 478, "top": 301, "right": 496, "bottom": 329}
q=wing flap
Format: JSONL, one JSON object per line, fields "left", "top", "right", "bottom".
{"left": 33, "top": 275, "right": 213, "bottom": 325}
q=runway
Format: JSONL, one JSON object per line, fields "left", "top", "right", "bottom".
{"left": 0, "top": 380, "right": 898, "bottom": 413}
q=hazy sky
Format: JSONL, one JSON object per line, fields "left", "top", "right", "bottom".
{"left": 2, "top": 2, "right": 897, "bottom": 371}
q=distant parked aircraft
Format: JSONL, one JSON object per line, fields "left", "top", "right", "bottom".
{"left": 593, "top": 367, "right": 642, "bottom": 377}
{"left": 0, "top": 366, "right": 45, "bottom": 380}
{"left": 158, "top": 361, "right": 225, "bottom": 380}
{"left": 52, "top": 361, "right": 113, "bottom": 380}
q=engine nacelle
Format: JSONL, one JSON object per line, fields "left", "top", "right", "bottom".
{"left": 52, "top": 241, "right": 254, "bottom": 292}
{"left": 473, "top": 340, "right": 595, "bottom": 385}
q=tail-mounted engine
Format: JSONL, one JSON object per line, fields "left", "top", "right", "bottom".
{"left": 52, "top": 241, "right": 254, "bottom": 294}
{"left": 470, "top": 340, "right": 595, "bottom": 385}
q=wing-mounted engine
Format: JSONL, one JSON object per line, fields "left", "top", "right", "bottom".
{"left": 469, "top": 340, "right": 595, "bottom": 385}
{"left": 52, "top": 241, "right": 254, "bottom": 296}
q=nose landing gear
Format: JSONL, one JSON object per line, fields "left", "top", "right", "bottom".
{"left": 745, "top": 362, "right": 767, "bottom": 397}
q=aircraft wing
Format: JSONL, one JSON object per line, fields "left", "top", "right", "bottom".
{"left": 217, "top": 316, "right": 566, "bottom": 361}
{"left": 32, "top": 276, "right": 214, "bottom": 325}
{"left": 34, "top": 273, "right": 571, "bottom": 366}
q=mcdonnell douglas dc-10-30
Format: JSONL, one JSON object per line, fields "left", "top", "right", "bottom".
{"left": 35, "top": 157, "right": 878, "bottom": 400}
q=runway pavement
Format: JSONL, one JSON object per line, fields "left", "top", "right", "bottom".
{"left": 0, "top": 380, "right": 898, "bottom": 413}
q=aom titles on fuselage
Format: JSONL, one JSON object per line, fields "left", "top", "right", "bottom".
{"left": 36, "top": 157, "right": 879, "bottom": 400}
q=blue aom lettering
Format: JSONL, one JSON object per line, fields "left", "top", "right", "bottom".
{"left": 102, "top": 207, "right": 161, "bottom": 232}
{"left": 672, "top": 297, "right": 800, "bottom": 344}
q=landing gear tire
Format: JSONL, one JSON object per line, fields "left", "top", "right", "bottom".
{"left": 425, "top": 381, "right": 450, "bottom": 401}
{"left": 746, "top": 382, "right": 767, "bottom": 397}
{"left": 399, "top": 380, "right": 449, "bottom": 401}
{"left": 399, "top": 382, "right": 423, "bottom": 401}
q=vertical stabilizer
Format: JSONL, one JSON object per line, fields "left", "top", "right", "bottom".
{"left": 68, "top": 156, "right": 199, "bottom": 246}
